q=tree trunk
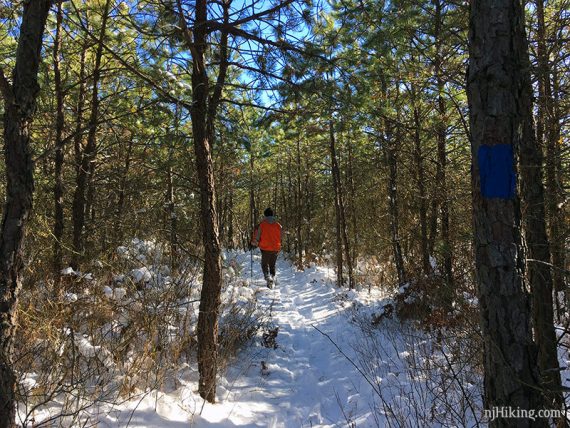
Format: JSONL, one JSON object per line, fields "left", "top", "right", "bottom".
{"left": 279, "top": 168, "right": 291, "bottom": 254}
{"left": 71, "top": 0, "right": 110, "bottom": 269}
{"left": 183, "top": 0, "right": 230, "bottom": 402}
{"left": 535, "top": 0, "right": 566, "bottom": 318}
{"left": 192, "top": 46, "right": 223, "bottom": 403}
{"left": 379, "top": 75, "right": 406, "bottom": 286}
{"left": 53, "top": 0, "right": 65, "bottom": 289}
{"left": 338, "top": 144, "right": 354, "bottom": 289}
{"left": 385, "top": 130, "right": 406, "bottom": 285}
{"left": 434, "top": 0, "right": 453, "bottom": 290}
{"left": 519, "top": 123, "right": 564, "bottom": 410}
{"left": 304, "top": 172, "right": 313, "bottom": 261}
{"left": 167, "top": 143, "right": 178, "bottom": 266}
{"left": 467, "top": 0, "right": 548, "bottom": 424}
{"left": 295, "top": 137, "right": 304, "bottom": 267}
{"left": 330, "top": 122, "right": 345, "bottom": 287}
{"left": 330, "top": 121, "right": 354, "bottom": 288}
{"left": 115, "top": 139, "right": 133, "bottom": 242}
{"left": 73, "top": 39, "right": 88, "bottom": 179}
{"left": 518, "top": 0, "right": 563, "bottom": 410}
{"left": 411, "top": 87, "right": 431, "bottom": 276}
{"left": 249, "top": 151, "right": 258, "bottom": 240}
{"left": 346, "top": 135, "right": 358, "bottom": 276}
{"left": 227, "top": 188, "right": 234, "bottom": 249}
{"left": 0, "top": 2, "right": 52, "bottom": 426}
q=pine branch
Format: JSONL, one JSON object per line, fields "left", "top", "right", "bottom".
{"left": 68, "top": 0, "right": 194, "bottom": 111}
{"left": 222, "top": 0, "right": 296, "bottom": 27}
{"left": 219, "top": 98, "right": 291, "bottom": 114}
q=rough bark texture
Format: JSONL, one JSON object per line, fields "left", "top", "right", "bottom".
{"left": 467, "top": 0, "right": 548, "bottom": 425}
{"left": 0, "top": 2, "right": 52, "bottom": 426}
{"left": 179, "top": 0, "right": 230, "bottom": 402}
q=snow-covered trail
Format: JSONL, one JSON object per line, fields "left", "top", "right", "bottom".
{"left": 195, "top": 252, "right": 377, "bottom": 427}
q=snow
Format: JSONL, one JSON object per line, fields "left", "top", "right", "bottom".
{"left": 64, "top": 292, "right": 78, "bottom": 302}
{"left": 21, "top": 249, "right": 485, "bottom": 427}
{"left": 130, "top": 267, "right": 153, "bottom": 283}
{"left": 61, "top": 267, "right": 76, "bottom": 276}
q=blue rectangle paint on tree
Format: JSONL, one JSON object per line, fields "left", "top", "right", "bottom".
{"left": 478, "top": 144, "right": 516, "bottom": 199}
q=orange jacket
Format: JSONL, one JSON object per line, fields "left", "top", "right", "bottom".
{"left": 253, "top": 218, "right": 282, "bottom": 252}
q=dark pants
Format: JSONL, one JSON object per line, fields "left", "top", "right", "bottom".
{"left": 261, "top": 250, "right": 278, "bottom": 278}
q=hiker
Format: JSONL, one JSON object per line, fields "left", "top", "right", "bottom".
{"left": 251, "top": 208, "right": 282, "bottom": 288}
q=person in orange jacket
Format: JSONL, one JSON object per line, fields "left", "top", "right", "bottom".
{"left": 251, "top": 208, "right": 282, "bottom": 288}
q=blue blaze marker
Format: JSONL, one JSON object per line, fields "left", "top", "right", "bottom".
{"left": 478, "top": 144, "right": 516, "bottom": 199}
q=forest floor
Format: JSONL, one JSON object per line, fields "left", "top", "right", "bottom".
{"left": 23, "top": 249, "right": 488, "bottom": 427}
{"left": 88, "top": 251, "right": 483, "bottom": 427}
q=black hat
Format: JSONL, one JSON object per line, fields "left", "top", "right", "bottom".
{"left": 264, "top": 207, "right": 274, "bottom": 217}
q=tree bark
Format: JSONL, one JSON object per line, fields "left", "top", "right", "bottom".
{"left": 0, "top": 2, "right": 52, "bottom": 426}
{"left": 467, "top": 0, "right": 548, "bottom": 424}
{"left": 192, "top": 29, "right": 223, "bottom": 402}
{"left": 177, "top": 0, "right": 230, "bottom": 402}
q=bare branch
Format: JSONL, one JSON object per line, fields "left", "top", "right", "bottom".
{"left": 175, "top": 0, "right": 198, "bottom": 57}
{"left": 223, "top": 0, "right": 296, "bottom": 27}
{"left": 209, "top": 22, "right": 302, "bottom": 54}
